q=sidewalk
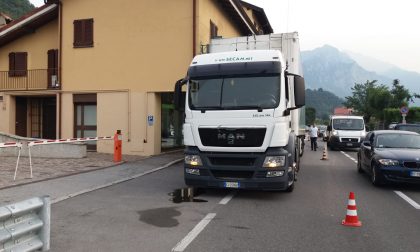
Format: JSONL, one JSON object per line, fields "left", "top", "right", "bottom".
{"left": 0, "top": 150, "right": 183, "bottom": 205}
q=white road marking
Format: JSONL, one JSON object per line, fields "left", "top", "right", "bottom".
{"left": 51, "top": 158, "right": 184, "bottom": 204}
{"left": 394, "top": 191, "right": 420, "bottom": 210}
{"left": 341, "top": 151, "right": 358, "bottom": 163}
{"left": 172, "top": 213, "right": 217, "bottom": 252}
{"left": 219, "top": 191, "right": 236, "bottom": 205}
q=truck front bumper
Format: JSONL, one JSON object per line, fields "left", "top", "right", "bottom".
{"left": 183, "top": 147, "right": 293, "bottom": 190}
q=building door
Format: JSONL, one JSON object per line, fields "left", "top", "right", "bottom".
{"left": 74, "top": 94, "right": 97, "bottom": 150}
{"left": 15, "top": 97, "right": 27, "bottom": 137}
{"left": 161, "top": 92, "right": 184, "bottom": 150}
{"left": 47, "top": 49, "right": 58, "bottom": 88}
{"left": 74, "top": 104, "right": 97, "bottom": 150}
{"left": 42, "top": 97, "right": 57, "bottom": 139}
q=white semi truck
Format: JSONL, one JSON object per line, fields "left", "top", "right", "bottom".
{"left": 174, "top": 32, "right": 305, "bottom": 191}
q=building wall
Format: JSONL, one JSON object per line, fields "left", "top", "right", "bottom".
{"left": 0, "top": 94, "right": 13, "bottom": 133}
{"left": 59, "top": 0, "right": 247, "bottom": 155}
{"left": 0, "top": 19, "right": 58, "bottom": 135}
{"left": 196, "top": 0, "right": 243, "bottom": 50}
{"left": 60, "top": 0, "right": 193, "bottom": 92}
{"left": 0, "top": 19, "right": 58, "bottom": 71}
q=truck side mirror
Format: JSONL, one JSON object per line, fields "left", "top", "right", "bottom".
{"left": 294, "top": 75, "right": 305, "bottom": 108}
{"left": 174, "top": 78, "right": 186, "bottom": 110}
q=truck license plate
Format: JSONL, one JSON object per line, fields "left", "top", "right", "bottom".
{"left": 346, "top": 143, "right": 353, "bottom": 147}
{"left": 410, "top": 171, "right": 420, "bottom": 177}
{"left": 224, "top": 182, "right": 240, "bottom": 188}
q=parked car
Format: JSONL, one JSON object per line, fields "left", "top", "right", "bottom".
{"left": 388, "top": 122, "right": 398, "bottom": 129}
{"left": 357, "top": 130, "right": 420, "bottom": 186}
{"left": 393, "top": 123, "right": 420, "bottom": 134}
{"left": 317, "top": 125, "right": 327, "bottom": 140}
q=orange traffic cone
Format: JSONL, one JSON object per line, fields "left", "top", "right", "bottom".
{"left": 342, "top": 192, "right": 362, "bottom": 227}
{"left": 320, "top": 147, "right": 328, "bottom": 160}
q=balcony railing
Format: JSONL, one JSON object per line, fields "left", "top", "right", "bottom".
{"left": 0, "top": 69, "right": 58, "bottom": 91}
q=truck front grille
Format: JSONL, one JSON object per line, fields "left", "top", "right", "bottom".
{"left": 209, "top": 157, "right": 255, "bottom": 166}
{"left": 211, "top": 170, "right": 254, "bottom": 179}
{"left": 199, "top": 128, "right": 266, "bottom": 147}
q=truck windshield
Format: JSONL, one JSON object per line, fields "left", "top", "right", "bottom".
{"left": 188, "top": 75, "right": 280, "bottom": 110}
{"left": 332, "top": 118, "right": 364, "bottom": 130}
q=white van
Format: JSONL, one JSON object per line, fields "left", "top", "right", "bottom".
{"left": 326, "top": 115, "right": 366, "bottom": 150}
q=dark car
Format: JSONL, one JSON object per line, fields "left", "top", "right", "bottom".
{"left": 393, "top": 123, "right": 420, "bottom": 134}
{"left": 357, "top": 130, "right": 420, "bottom": 186}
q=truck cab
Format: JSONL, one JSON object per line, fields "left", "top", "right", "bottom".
{"left": 174, "top": 33, "right": 305, "bottom": 191}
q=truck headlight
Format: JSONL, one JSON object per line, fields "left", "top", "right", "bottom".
{"left": 332, "top": 131, "right": 338, "bottom": 136}
{"left": 185, "top": 155, "right": 202, "bottom": 166}
{"left": 263, "top": 156, "right": 285, "bottom": 168}
{"left": 378, "top": 159, "right": 399, "bottom": 166}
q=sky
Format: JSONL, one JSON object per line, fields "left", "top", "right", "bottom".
{"left": 30, "top": 0, "right": 420, "bottom": 73}
{"left": 245, "top": 0, "right": 420, "bottom": 73}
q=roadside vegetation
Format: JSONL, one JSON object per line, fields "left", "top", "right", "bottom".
{"left": 344, "top": 79, "right": 420, "bottom": 130}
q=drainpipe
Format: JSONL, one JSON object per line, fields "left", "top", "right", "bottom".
{"left": 58, "top": 0, "right": 63, "bottom": 138}
{"left": 193, "top": 0, "right": 196, "bottom": 56}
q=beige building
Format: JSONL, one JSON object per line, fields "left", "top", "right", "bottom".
{"left": 0, "top": 0, "right": 272, "bottom": 156}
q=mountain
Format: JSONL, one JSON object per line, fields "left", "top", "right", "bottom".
{"left": 345, "top": 50, "right": 420, "bottom": 96}
{"left": 305, "top": 88, "right": 344, "bottom": 120}
{"left": 301, "top": 45, "right": 391, "bottom": 98}
{"left": 0, "top": 0, "right": 34, "bottom": 19}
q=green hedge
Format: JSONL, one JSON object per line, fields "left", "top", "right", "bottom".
{"left": 384, "top": 107, "right": 420, "bottom": 126}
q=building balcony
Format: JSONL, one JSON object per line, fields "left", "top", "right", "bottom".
{"left": 0, "top": 69, "right": 59, "bottom": 91}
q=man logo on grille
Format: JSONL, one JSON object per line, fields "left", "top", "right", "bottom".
{"left": 227, "top": 133, "right": 235, "bottom": 144}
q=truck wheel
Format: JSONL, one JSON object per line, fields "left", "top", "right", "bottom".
{"left": 299, "top": 138, "right": 304, "bottom": 157}
{"left": 285, "top": 166, "right": 295, "bottom": 192}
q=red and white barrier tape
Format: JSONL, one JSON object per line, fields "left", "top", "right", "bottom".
{"left": 28, "top": 136, "right": 113, "bottom": 147}
{"left": 0, "top": 142, "right": 23, "bottom": 148}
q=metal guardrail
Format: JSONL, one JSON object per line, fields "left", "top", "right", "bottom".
{"left": 0, "top": 69, "right": 53, "bottom": 91}
{"left": 0, "top": 196, "right": 50, "bottom": 252}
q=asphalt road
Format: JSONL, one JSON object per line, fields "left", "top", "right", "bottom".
{"left": 50, "top": 140, "right": 420, "bottom": 251}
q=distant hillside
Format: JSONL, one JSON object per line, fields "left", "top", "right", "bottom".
{"left": 302, "top": 45, "right": 391, "bottom": 98}
{"left": 345, "top": 50, "right": 420, "bottom": 98}
{"left": 0, "top": 0, "right": 34, "bottom": 19}
{"left": 305, "top": 88, "right": 344, "bottom": 120}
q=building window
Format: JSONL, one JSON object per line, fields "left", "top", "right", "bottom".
{"left": 47, "top": 49, "right": 59, "bottom": 88}
{"left": 210, "top": 20, "right": 218, "bottom": 39}
{"left": 9, "top": 52, "right": 27, "bottom": 77}
{"left": 73, "top": 18, "right": 94, "bottom": 48}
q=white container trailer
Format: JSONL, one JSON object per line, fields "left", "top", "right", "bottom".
{"left": 174, "top": 32, "right": 306, "bottom": 191}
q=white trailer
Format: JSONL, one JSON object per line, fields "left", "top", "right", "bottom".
{"left": 174, "top": 32, "right": 306, "bottom": 191}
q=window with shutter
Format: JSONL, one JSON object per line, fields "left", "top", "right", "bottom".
{"left": 47, "top": 49, "right": 59, "bottom": 88}
{"left": 210, "top": 21, "right": 218, "bottom": 39}
{"left": 73, "top": 18, "right": 94, "bottom": 48}
{"left": 8, "top": 52, "right": 27, "bottom": 77}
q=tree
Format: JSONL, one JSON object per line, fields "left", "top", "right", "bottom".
{"left": 344, "top": 80, "right": 377, "bottom": 123}
{"left": 0, "top": 0, "right": 34, "bottom": 19}
{"left": 389, "top": 79, "right": 412, "bottom": 108}
{"left": 344, "top": 80, "right": 393, "bottom": 123}
{"left": 305, "top": 107, "right": 316, "bottom": 125}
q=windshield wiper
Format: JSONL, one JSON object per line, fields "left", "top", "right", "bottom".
{"left": 193, "top": 106, "right": 222, "bottom": 113}
{"left": 223, "top": 105, "right": 263, "bottom": 112}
